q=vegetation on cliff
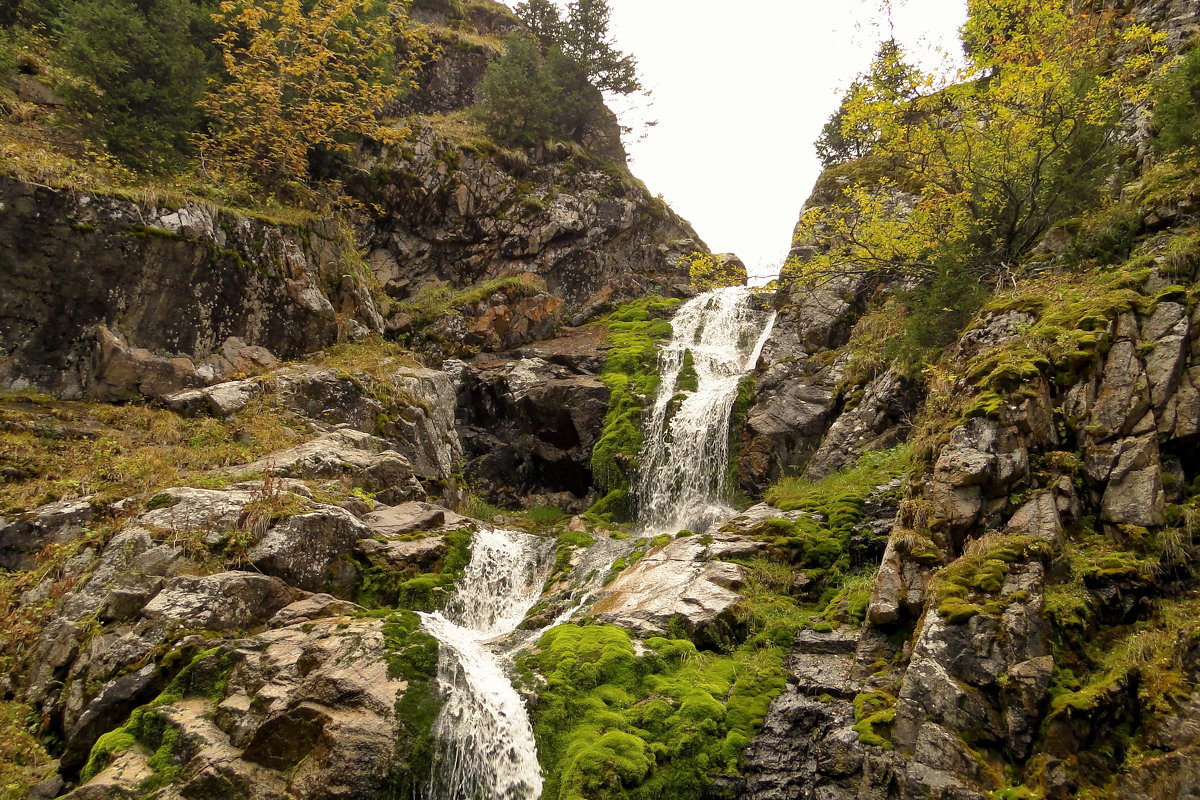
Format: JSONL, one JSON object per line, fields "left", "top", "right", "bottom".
{"left": 789, "top": 0, "right": 1168, "bottom": 369}
{"left": 588, "top": 296, "right": 681, "bottom": 522}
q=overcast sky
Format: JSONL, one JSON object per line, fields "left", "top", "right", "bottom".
{"left": 501, "top": 0, "right": 969, "bottom": 280}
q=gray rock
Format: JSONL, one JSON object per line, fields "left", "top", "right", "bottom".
{"left": 248, "top": 507, "right": 372, "bottom": 594}
{"left": 0, "top": 178, "right": 372, "bottom": 400}
{"left": 363, "top": 501, "right": 470, "bottom": 537}
{"left": 162, "top": 378, "right": 264, "bottom": 418}
{"left": 235, "top": 429, "right": 426, "bottom": 505}
{"left": 268, "top": 594, "right": 362, "bottom": 628}
{"left": 141, "top": 572, "right": 303, "bottom": 631}
{"left": 1101, "top": 434, "right": 1165, "bottom": 526}
{"left": 804, "top": 369, "right": 918, "bottom": 480}
{"left": 0, "top": 496, "right": 94, "bottom": 570}
{"left": 592, "top": 533, "right": 760, "bottom": 635}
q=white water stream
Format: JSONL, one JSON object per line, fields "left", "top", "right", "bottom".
{"left": 418, "top": 287, "right": 775, "bottom": 798}
{"left": 419, "top": 528, "right": 549, "bottom": 800}
{"left": 638, "top": 286, "right": 776, "bottom": 534}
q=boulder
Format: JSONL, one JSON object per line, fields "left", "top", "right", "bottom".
{"left": 592, "top": 533, "right": 762, "bottom": 636}
{"left": 162, "top": 378, "right": 264, "bottom": 418}
{"left": 248, "top": 507, "right": 372, "bottom": 594}
{"left": 235, "top": 429, "right": 426, "bottom": 505}
{"left": 363, "top": 501, "right": 470, "bottom": 537}
{"left": 141, "top": 572, "right": 303, "bottom": 631}
{"left": 0, "top": 496, "right": 94, "bottom": 571}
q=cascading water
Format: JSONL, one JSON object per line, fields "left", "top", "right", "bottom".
{"left": 419, "top": 527, "right": 551, "bottom": 800}
{"left": 637, "top": 286, "right": 776, "bottom": 534}
{"left": 418, "top": 286, "right": 774, "bottom": 798}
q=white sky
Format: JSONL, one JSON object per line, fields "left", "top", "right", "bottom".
{"left": 501, "top": 1, "right": 969, "bottom": 280}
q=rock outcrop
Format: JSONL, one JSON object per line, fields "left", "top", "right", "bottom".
{"left": 0, "top": 177, "right": 380, "bottom": 400}
{"left": 592, "top": 532, "right": 762, "bottom": 637}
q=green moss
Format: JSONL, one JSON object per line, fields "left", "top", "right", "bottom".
{"left": 545, "top": 530, "right": 597, "bottom": 587}
{"left": 588, "top": 297, "right": 682, "bottom": 521}
{"left": 124, "top": 223, "right": 183, "bottom": 240}
{"left": 990, "top": 788, "right": 1041, "bottom": 800}
{"left": 354, "top": 529, "right": 473, "bottom": 612}
{"left": 80, "top": 648, "right": 234, "bottom": 783}
{"left": 932, "top": 535, "right": 1049, "bottom": 623}
{"left": 723, "top": 374, "right": 758, "bottom": 507}
{"left": 80, "top": 729, "right": 138, "bottom": 782}
{"left": 675, "top": 350, "right": 698, "bottom": 392}
{"left": 394, "top": 274, "right": 547, "bottom": 330}
{"left": 377, "top": 611, "right": 443, "bottom": 797}
{"left": 520, "top": 623, "right": 790, "bottom": 799}
{"left": 760, "top": 446, "right": 908, "bottom": 581}
{"left": 852, "top": 691, "right": 896, "bottom": 749}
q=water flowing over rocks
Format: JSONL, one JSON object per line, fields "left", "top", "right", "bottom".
{"left": 420, "top": 527, "right": 552, "bottom": 800}
{"left": 638, "top": 286, "right": 776, "bottom": 533}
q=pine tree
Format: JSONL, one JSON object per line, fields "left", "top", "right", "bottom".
{"left": 57, "top": 0, "right": 219, "bottom": 170}
{"left": 476, "top": 32, "right": 561, "bottom": 147}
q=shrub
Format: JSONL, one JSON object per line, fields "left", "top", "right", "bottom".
{"left": 1153, "top": 44, "right": 1200, "bottom": 157}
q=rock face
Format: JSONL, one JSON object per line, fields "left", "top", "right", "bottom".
{"left": 592, "top": 533, "right": 762, "bottom": 637}
{"left": 734, "top": 631, "right": 865, "bottom": 800}
{"left": 68, "top": 617, "right": 413, "bottom": 800}
{"left": 738, "top": 274, "right": 920, "bottom": 491}
{"left": 14, "top": 476, "right": 477, "bottom": 791}
{"left": 353, "top": 119, "right": 700, "bottom": 331}
{"left": 734, "top": 274, "right": 1200, "bottom": 799}
{"left": 0, "top": 496, "right": 95, "bottom": 570}
{"left": 0, "top": 177, "right": 379, "bottom": 400}
{"left": 452, "top": 348, "right": 610, "bottom": 509}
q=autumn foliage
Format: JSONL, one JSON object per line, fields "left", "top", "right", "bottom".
{"left": 197, "top": 0, "right": 429, "bottom": 189}
{"left": 790, "top": 0, "right": 1168, "bottom": 290}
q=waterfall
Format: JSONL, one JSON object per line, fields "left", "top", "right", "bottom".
{"left": 637, "top": 286, "right": 776, "bottom": 535}
{"left": 417, "top": 286, "right": 774, "bottom": 798}
{"left": 420, "top": 528, "right": 551, "bottom": 800}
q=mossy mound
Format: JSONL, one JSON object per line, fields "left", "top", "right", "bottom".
{"left": 519, "top": 623, "right": 788, "bottom": 800}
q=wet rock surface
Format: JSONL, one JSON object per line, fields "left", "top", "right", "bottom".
{"left": 592, "top": 533, "right": 763, "bottom": 636}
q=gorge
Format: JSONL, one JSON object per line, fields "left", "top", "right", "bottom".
{"left": 1, "top": 0, "right": 1200, "bottom": 799}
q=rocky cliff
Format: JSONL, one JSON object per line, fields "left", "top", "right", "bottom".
{"left": 4, "top": 0, "right": 1200, "bottom": 798}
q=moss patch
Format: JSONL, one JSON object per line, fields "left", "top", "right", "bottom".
{"left": 382, "top": 611, "right": 444, "bottom": 797}
{"left": 353, "top": 529, "right": 473, "bottom": 612}
{"left": 588, "top": 297, "right": 682, "bottom": 522}
{"left": 760, "top": 446, "right": 909, "bottom": 580}
{"left": 519, "top": 623, "right": 789, "bottom": 800}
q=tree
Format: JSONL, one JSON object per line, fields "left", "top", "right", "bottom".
{"left": 790, "top": 0, "right": 1166, "bottom": 289}
{"left": 517, "top": 0, "right": 561, "bottom": 45}
{"left": 559, "top": 0, "right": 639, "bottom": 94}
{"left": 684, "top": 252, "right": 747, "bottom": 291}
{"left": 815, "top": 39, "right": 921, "bottom": 167}
{"left": 197, "top": 0, "right": 428, "bottom": 189}
{"left": 514, "top": 0, "right": 640, "bottom": 95}
{"left": 1152, "top": 45, "right": 1200, "bottom": 157}
{"left": 57, "top": 0, "right": 219, "bottom": 169}
{"left": 476, "top": 33, "right": 562, "bottom": 147}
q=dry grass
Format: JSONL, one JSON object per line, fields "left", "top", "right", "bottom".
{"left": 0, "top": 393, "right": 311, "bottom": 514}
